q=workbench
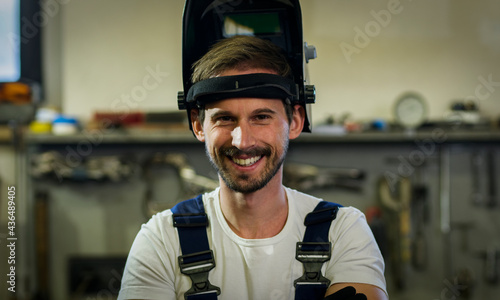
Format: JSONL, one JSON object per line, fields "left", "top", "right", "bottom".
{"left": 4, "top": 126, "right": 500, "bottom": 300}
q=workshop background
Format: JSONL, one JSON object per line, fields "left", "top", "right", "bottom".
{"left": 0, "top": 0, "right": 500, "bottom": 299}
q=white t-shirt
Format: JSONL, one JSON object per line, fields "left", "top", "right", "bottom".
{"left": 118, "top": 187, "right": 386, "bottom": 300}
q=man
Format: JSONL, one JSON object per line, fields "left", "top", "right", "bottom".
{"left": 118, "top": 36, "right": 388, "bottom": 300}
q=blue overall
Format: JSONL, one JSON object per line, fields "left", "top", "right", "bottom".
{"left": 171, "top": 195, "right": 341, "bottom": 300}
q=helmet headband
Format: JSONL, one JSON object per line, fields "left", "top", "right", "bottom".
{"left": 186, "top": 73, "right": 298, "bottom": 107}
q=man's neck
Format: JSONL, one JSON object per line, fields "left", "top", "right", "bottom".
{"left": 219, "top": 175, "right": 288, "bottom": 239}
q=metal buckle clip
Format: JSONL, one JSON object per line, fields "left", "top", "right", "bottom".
{"left": 294, "top": 242, "right": 332, "bottom": 287}
{"left": 173, "top": 213, "right": 209, "bottom": 228}
{"left": 178, "top": 250, "right": 221, "bottom": 298}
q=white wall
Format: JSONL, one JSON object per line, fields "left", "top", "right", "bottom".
{"left": 44, "top": 0, "right": 500, "bottom": 125}
{"left": 53, "top": 0, "right": 184, "bottom": 119}
{"left": 301, "top": 0, "right": 500, "bottom": 123}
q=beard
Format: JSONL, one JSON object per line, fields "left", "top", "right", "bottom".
{"left": 206, "top": 141, "right": 289, "bottom": 194}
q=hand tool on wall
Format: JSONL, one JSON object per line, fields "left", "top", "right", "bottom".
{"left": 486, "top": 150, "right": 497, "bottom": 208}
{"left": 408, "top": 164, "right": 430, "bottom": 271}
{"left": 283, "top": 163, "right": 365, "bottom": 192}
{"left": 440, "top": 146, "right": 453, "bottom": 279}
{"left": 453, "top": 268, "right": 475, "bottom": 300}
{"left": 470, "top": 151, "right": 483, "bottom": 206}
{"left": 365, "top": 206, "right": 387, "bottom": 258}
{"left": 475, "top": 245, "right": 500, "bottom": 285}
{"left": 34, "top": 190, "right": 50, "bottom": 300}
{"left": 484, "top": 246, "right": 500, "bottom": 284}
{"left": 378, "top": 175, "right": 412, "bottom": 290}
{"left": 31, "top": 151, "right": 136, "bottom": 182}
{"left": 142, "top": 152, "right": 218, "bottom": 217}
{"left": 410, "top": 184, "right": 428, "bottom": 271}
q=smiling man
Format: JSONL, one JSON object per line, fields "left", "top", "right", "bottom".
{"left": 118, "top": 36, "right": 388, "bottom": 300}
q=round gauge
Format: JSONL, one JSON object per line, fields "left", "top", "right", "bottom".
{"left": 394, "top": 92, "right": 428, "bottom": 129}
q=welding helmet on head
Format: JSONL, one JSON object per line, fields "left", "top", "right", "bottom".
{"left": 177, "top": 0, "right": 317, "bottom": 132}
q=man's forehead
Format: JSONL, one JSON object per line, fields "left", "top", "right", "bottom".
{"left": 217, "top": 67, "right": 278, "bottom": 77}
{"left": 205, "top": 98, "right": 284, "bottom": 113}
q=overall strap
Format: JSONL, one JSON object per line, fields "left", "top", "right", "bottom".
{"left": 294, "top": 201, "right": 342, "bottom": 300}
{"left": 171, "top": 195, "right": 220, "bottom": 300}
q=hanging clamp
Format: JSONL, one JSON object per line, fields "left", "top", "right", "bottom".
{"left": 294, "top": 242, "right": 332, "bottom": 287}
{"left": 179, "top": 250, "right": 221, "bottom": 299}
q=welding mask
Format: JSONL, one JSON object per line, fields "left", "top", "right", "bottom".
{"left": 177, "top": 0, "right": 317, "bottom": 132}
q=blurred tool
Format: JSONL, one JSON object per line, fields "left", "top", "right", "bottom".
{"left": 365, "top": 206, "right": 387, "bottom": 257}
{"left": 283, "top": 163, "right": 365, "bottom": 192}
{"left": 410, "top": 183, "right": 429, "bottom": 271}
{"left": 93, "top": 111, "right": 144, "bottom": 128}
{"left": 454, "top": 268, "right": 475, "bottom": 300}
{"left": 35, "top": 190, "right": 50, "bottom": 300}
{"left": 484, "top": 246, "right": 500, "bottom": 285}
{"left": 409, "top": 165, "right": 430, "bottom": 271}
{"left": 29, "top": 107, "right": 60, "bottom": 134}
{"left": 440, "top": 146, "right": 453, "bottom": 279}
{"left": 470, "top": 151, "right": 483, "bottom": 206}
{"left": 0, "top": 82, "right": 31, "bottom": 104}
{"left": 142, "top": 153, "right": 218, "bottom": 217}
{"left": 378, "top": 176, "right": 411, "bottom": 290}
{"left": 471, "top": 150, "right": 498, "bottom": 208}
{"left": 51, "top": 115, "right": 79, "bottom": 135}
{"left": 31, "top": 151, "right": 135, "bottom": 182}
{"left": 371, "top": 119, "right": 388, "bottom": 131}
{"left": 475, "top": 245, "right": 500, "bottom": 285}
{"left": 446, "top": 100, "right": 484, "bottom": 127}
{"left": 0, "top": 82, "right": 40, "bottom": 124}
{"left": 486, "top": 150, "right": 497, "bottom": 208}
{"left": 90, "top": 111, "right": 187, "bottom": 130}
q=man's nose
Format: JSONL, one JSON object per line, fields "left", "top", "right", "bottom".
{"left": 231, "top": 123, "right": 256, "bottom": 150}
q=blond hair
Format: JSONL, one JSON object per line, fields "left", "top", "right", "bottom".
{"left": 191, "top": 35, "right": 292, "bottom": 83}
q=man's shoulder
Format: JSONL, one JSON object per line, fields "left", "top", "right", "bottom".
{"left": 285, "top": 187, "right": 365, "bottom": 225}
{"left": 140, "top": 192, "right": 212, "bottom": 232}
{"left": 285, "top": 186, "right": 321, "bottom": 202}
{"left": 285, "top": 187, "right": 343, "bottom": 212}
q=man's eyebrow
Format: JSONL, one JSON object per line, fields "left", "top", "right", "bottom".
{"left": 253, "top": 108, "right": 278, "bottom": 115}
{"left": 209, "top": 110, "right": 233, "bottom": 120}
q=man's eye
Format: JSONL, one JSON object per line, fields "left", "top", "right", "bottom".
{"left": 215, "top": 116, "right": 234, "bottom": 123}
{"left": 254, "top": 114, "right": 272, "bottom": 121}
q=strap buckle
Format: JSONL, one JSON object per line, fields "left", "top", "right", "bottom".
{"left": 173, "top": 213, "right": 209, "bottom": 228}
{"left": 294, "top": 242, "right": 332, "bottom": 287}
{"left": 178, "top": 250, "right": 221, "bottom": 299}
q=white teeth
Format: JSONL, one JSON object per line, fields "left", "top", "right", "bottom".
{"left": 232, "top": 156, "right": 261, "bottom": 167}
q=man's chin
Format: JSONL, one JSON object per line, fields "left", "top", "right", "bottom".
{"left": 226, "top": 183, "right": 265, "bottom": 194}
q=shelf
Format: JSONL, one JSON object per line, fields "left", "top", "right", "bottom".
{"left": 22, "top": 127, "right": 500, "bottom": 145}
{"left": 295, "top": 128, "right": 500, "bottom": 144}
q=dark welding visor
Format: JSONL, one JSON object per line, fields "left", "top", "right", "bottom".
{"left": 177, "top": 0, "right": 317, "bottom": 132}
{"left": 186, "top": 73, "right": 299, "bottom": 107}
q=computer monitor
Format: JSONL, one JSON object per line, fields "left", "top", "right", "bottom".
{"left": 0, "top": 0, "right": 42, "bottom": 123}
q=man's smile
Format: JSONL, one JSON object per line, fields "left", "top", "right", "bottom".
{"left": 230, "top": 155, "right": 263, "bottom": 167}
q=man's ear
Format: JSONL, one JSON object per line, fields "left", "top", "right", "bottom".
{"left": 289, "top": 104, "right": 305, "bottom": 140}
{"left": 190, "top": 108, "right": 205, "bottom": 142}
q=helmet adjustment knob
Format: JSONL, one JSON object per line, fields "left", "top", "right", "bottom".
{"left": 177, "top": 91, "right": 186, "bottom": 110}
{"left": 305, "top": 85, "right": 316, "bottom": 104}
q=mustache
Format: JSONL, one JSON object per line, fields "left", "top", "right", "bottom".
{"left": 220, "top": 146, "right": 272, "bottom": 157}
